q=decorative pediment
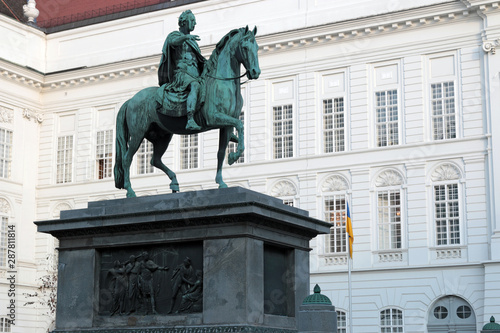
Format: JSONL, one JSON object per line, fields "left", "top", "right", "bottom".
{"left": 375, "top": 170, "right": 403, "bottom": 187}
{"left": 0, "top": 198, "right": 11, "bottom": 215}
{"left": 270, "top": 180, "right": 297, "bottom": 197}
{"left": 52, "top": 202, "right": 72, "bottom": 218}
{"left": 431, "top": 164, "right": 461, "bottom": 182}
{"left": 321, "top": 175, "right": 349, "bottom": 192}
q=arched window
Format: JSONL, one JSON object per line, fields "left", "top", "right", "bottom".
{"left": 336, "top": 310, "right": 347, "bottom": 333}
{"left": 375, "top": 170, "right": 405, "bottom": 250}
{"left": 430, "top": 164, "right": 462, "bottom": 246}
{"left": 380, "top": 308, "right": 403, "bottom": 332}
{"left": 321, "top": 175, "right": 350, "bottom": 255}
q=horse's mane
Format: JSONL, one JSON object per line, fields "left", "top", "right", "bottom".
{"left": 203, "top": 28, "right": 245, "bottom": 76}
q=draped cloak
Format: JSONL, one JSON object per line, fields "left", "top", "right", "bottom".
{"left": 156, "top": 31, "right": 207, "bottom": 117}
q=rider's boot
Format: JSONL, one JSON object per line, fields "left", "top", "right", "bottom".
{"left": 186, "top": 111, "right": 202, "bottom": 131}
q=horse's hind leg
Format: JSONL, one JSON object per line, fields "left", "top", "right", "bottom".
{"left": 150, "top": 134, "right": 179, "bottom": 192}
{"left": 123, "top": 136, "right": 143, "bottom": 198}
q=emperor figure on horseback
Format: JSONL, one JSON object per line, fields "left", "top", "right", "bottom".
{"left": 113, "top": 10, "right": 260, "bottom": 198}
{"left": 157, "top": 10, "right": 205, "bottom": 131}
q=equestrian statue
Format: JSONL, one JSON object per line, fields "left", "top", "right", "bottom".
{"left": 114, "top": 10, "right": 260, "bottom": 197}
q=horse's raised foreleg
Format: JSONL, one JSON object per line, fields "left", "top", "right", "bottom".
{"left": 215, "top": 127, "right": 232, "bottom": 188}
{"left": 150, "top": 134, "right": 179, "bottom": 192}
{"left": 123, "top": 136, "right": 143, "bottom": 198}
{"left": 209, "top": 112, "right": 244, "bottom": 165}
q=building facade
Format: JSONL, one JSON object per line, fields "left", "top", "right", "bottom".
{"left": 1, "top": 0, "right": 500, "bottom": 332}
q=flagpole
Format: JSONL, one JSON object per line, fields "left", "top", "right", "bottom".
{"left": 346, "top": 201, "right": 353, "bottom": 333}
{"left": 348, "top": 244, "right": 353, "bottom": 333}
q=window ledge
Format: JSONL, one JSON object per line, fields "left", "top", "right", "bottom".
{"left": 321, "top": 253, "right": 348, "bottom": 265}
{"left": 374, "top": 249, "right": 407, "bottom": 262}
{"left": 430, "top": 246, "right": 465, "bottom": 259}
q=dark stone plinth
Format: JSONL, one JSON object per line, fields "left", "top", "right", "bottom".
{"left": 36, "top": 187, "right": 331, "bottom": 333}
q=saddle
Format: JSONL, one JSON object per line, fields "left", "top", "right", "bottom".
{"left": 155, "top": 78, "right": 206, "bottom": 117}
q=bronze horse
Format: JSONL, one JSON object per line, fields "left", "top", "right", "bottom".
{"left": 114, "top": 27, "right": 260, "bottom": 197}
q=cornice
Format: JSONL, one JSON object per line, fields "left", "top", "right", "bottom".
{"left": 1, "top": 1, "right": 497, "bottom": 91}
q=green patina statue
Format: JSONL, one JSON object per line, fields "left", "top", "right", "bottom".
{"left": 157, "top": 10, "right": 206, "bottom": 131}
{"left": 114, "top": 10, "right": 260, "bottom": 198}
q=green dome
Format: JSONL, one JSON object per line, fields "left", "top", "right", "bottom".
{"left": 302, "top": 284, "right": 332, "bottom": 305}
{"left": 483, "top": 316, "right": 500, "bottom": 330}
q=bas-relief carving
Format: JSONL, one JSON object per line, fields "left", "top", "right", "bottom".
{"left": 375, "top": 170, "right": 403, "bottom": 187}
{"left": 321, "top": 175, "right": 348, "bottom": 192}
{"left": 270, "top": 180, "right": 297, "bottom": 197}
{"left": 431, "top": 164, "right": 461, "bottom": 182}
{"left": 0, "top": 107, "right": 13, "bottom": 124}
{"left": 99, "top": 243, "right": 202, "bottom": 316}
{"left": 22, "top": 108, "right": 44, "bottom": 123}
{"left": 52, "top": 202, "right": 72, "bottom": 218}
{"left": 0, "top": 198, "right": 11, "bottom": 215}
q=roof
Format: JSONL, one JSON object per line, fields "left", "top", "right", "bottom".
{"left": 2, "top": 0, "right": 206, "bottom": 33}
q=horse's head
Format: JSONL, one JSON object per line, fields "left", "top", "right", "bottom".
{"left": 238, "top": 26, "right": 261, "bottom": 80}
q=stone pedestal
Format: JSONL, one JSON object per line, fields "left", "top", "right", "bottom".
{"left": 36, "top": 187, "right": 330, "bottom": 333}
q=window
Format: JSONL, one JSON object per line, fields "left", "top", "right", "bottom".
{"left": 431, "top": 82, "right": 456, "bottom": 140}
{"left": 273, "top": 105, "right": 293, "bottom": 159}
{"left": 337, "top": 310, "right": 347, "bottom": 333}
{"left": 227, "top": 111, "right": 245, "bottom": 164}
{"left": 0, "top": 318, "right": 10, "bottom": 332}
{"left": 0, "top": 216, "right": 8, "bottom": 267}
{"left": 56, "top": 135, "right": 73, "bottom": 184}
{"left": 456, "top": 305, "right": 472, "bottom": 319}
{"left": 434, "top": 183, "right": 460, "bottom": 246}
{"left": 380, "top": 308, "right": 403, "bottom": 333}
{"left": 180, "top": 134, "right": 198, "bottom": 169}
{"left": 96, "top": 130, "right": 113, "bottom": 179}
{"left": 324, "top": 195, "right": 347, "bottom": 254}
{"left": 377, "top": 190, "right": 401, "bottom": 250}
{"left": 0, "top": 128, "right": 12, "bottom": 179}
{"left": 434, "top": 306, "right": 448, "bottom": 319}
{"left": 282, "top": 198, "right": 294, "bottom": 207}
{"left": 375, "top": 90, "right": 398, "bottom": 147}
{"left": 137, "top": 139, "right": 154, "bottom": 174}
{"left": 323, "top": 98, "right": 345, "bottom": 153}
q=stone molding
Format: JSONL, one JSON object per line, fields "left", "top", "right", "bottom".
{"left": 52, "top": 202, "right": 72, "bottom": 218}
{"left": 23, "top": 108, "right": 44, "bottom": 123}
{"left": 270, "top": 180, "right": 297, "bottom": 197}
{"left": 0, "top": 198, "right": 11, "bottom": 215}
{"left": 0, "top": 106, "right": 13, "bottom": 123}
{"left": 375, "top": 170, "right": 404, "bottom": 187}
{"left": 431, "top": 163, "right": 462, "bottom": 182}
{"left": 321, "top": 175, "right": 349, "bottom": 192}
{"left": 435, "top": 248, "right": 462, "bottom": 259}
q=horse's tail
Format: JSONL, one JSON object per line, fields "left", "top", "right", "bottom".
{"left": 114, "top": 100, "right": 129, "bottom": 189}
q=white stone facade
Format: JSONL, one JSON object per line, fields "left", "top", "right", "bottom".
{"left": 1, "top": 0, "right": 500, "bottom": 332}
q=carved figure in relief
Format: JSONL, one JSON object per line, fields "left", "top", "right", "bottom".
{"left": 108, "top": 260, "right": 128, "bottom": 316}
{"left": 137, "top": 252, "right": 169, "bottom": 314}
{"left": 125, "top": 254, "right": 142, "bottom": 314}
{"left": 168, "top": 257, "right": 196, "bottom": 313}
{"left": 178, "top": 270, "right": 203, "bottom": 313}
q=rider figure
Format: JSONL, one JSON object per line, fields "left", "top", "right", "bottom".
{"left": 158, "top": 10, "right": 206, "bottom": 131}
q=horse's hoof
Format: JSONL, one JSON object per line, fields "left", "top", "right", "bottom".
{"left": 126, "top": 191, "right": 136, "bottom": 198}
{"left": 228, "top": 152, "right": 238, "bottom": 165}
{"left": 170, "top": 184, "right": 180, "bottom": 192}
{"left": 229, "top": 133, "right": 239, "bottom": 143}
{"left": 218, "top": 182, "right": 228, "bottom": 189}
